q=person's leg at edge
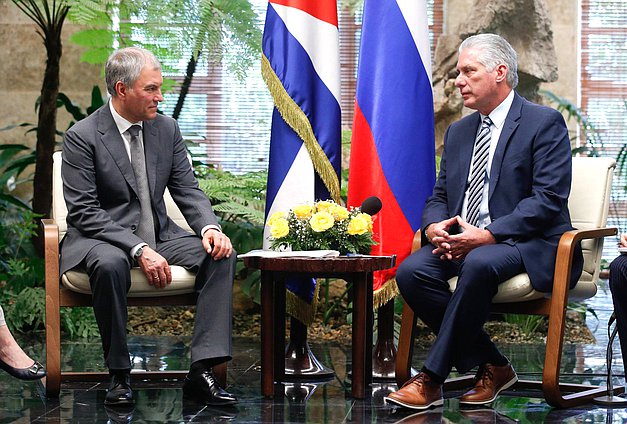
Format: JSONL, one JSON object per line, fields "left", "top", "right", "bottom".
{"left": 157, "top": 236, "right": 238, "bottom": 405}
{"left": 609, "top": 254, "right": 627, "bottom": 370}
{"left": 0, "top": 304, "right": 46, "bottom": 380}
{"left": 83, "top": 243, "right": 134, "bottom": 405}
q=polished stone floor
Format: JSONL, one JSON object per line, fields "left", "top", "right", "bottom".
{"left": 4, "top": 281, "right": 627, "bottom": 423}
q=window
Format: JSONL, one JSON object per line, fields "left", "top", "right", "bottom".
{"left": 581, "top": 0, "right": 627, "bottom": 258}
{"left": 168, "top": 0, "right": 444, "bottom": 174}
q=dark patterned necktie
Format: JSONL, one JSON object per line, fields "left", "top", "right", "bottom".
{"left": 466, "top": 116, "right": 493, "bottom": 227}
{"left": 128, "top": 125, "right": 156, "bottom": 248}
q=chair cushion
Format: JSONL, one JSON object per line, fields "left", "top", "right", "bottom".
{"left": 447, "top": 270, "right": 597, "bottom": 304}
{"left": 62, "top": 267, "right": 196, "bottom": 297}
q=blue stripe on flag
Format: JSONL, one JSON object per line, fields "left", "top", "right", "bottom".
{"left": 265, "top": 108, "right": 304, "bottom": 216}
{"left": 262, "top": 5, "right": 341, "bottom": 182}
{"left": 356, "top": 0, "right": 435, "bottom": 231}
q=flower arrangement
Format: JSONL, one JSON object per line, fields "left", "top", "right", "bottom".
{"left": 267, "top": 200, "right": 376, "bottom": 254}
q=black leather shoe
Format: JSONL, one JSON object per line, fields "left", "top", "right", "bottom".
{"left": 0, "top": 359, "right": 46, "bottom": 381}
{"left": 183, "top": 370, "right": 238, "bottom": 406}
{"left": 104, "top": 372, "right": 134, "bottom": 406}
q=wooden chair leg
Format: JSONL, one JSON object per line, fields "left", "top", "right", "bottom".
{"left": 395, "top": 301, "right": 418, "bottom": 387}
{"left": 42, "top": 219, "right": 61, "bottom": 397}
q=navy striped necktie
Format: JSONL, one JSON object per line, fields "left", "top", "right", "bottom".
{"left": 466, "top": 116, "right": 493, "bottom": 227}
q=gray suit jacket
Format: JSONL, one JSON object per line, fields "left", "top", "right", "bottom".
{"left": 60, "top": 103, "right": 219, "bottom": 274}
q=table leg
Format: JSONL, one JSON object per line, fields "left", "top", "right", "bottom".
{"left": 261, "top": 271, "right": 275, "bottom": 397}
{"left": 351, "top": 272, "right": 374, "bottom": 399}
{"left": 274, "top": 275, "right": 286, "bottom": 384}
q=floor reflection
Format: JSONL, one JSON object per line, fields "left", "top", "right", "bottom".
{"left": 5, "top": 307, "right": 627, "bottom": 423}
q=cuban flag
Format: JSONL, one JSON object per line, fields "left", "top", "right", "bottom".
{"left": 262, "top": 0, "right": 341, "bottom": 325}
{"left": 347, "top": 0, "right": 436, "bottom": 308}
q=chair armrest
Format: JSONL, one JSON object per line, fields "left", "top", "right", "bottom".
{"left": 411, "top": 230, "right": 422, "bottom": 254}
{"left": 552, "top": 226, "right": 617, "bottom": 298}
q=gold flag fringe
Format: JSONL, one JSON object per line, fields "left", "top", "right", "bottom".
{"left": 285, "top": 279, "right": 322, "bottom": 326}
{"left": 373, "top": 278, "right": 399, "bottom": 309}
{"left": 261, "top": 54, "right": 341, "bottom": 203}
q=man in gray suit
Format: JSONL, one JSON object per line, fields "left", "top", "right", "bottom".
{"left": 61, "top": 47, "right": 237, "bottom": 407}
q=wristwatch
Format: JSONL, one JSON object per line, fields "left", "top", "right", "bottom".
{"left": 133, "top": 246, "right": 144, "bottom": 261}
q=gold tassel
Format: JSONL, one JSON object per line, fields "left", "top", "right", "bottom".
{"left": 285, "top": 279, "right": 321, "bottom": 326}
{"left": 373, "top": 278, "right": 399, "bottom": 309}
{"left": 261, "top": 54, "right": 341, "bottom": 203}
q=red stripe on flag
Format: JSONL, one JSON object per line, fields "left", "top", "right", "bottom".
{"left": 348, "top": 101, "right": 414, "bottom": 291}
{"left": 269, "top": 0, "right": 338, "bottom": 27}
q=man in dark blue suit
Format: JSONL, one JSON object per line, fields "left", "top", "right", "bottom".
{"left": 386, "top": 34, "right": 582, "bottom": 410}
{"left": 609, "top": 236, "right": 627, "bottom": 375}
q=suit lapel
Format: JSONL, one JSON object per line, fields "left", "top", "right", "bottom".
{"left": 142, "top": 119, "right": 159, "bottom": 198}
{"left": 489, "top": 93, "right": 522, "bottom": 198}
{"left": 98, "top": 106, "right": 138, "bottom": 193}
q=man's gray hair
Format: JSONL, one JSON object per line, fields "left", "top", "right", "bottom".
{"left": 105, "top": 47, "right": 161, "bottom": 96}
{"left": 459, "top": 34, "right": 519, "bottom": 88}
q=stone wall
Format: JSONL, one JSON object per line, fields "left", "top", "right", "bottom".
{"left": 0, "top": 2, "right": 102, "bottom": 147}
{"left": 435, "top": 0, "right": 578, "bottom": 150}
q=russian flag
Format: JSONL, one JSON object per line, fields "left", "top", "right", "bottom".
{"left": 261, "top": 0, "right": 341, "bottom": 324}
{"left": 347, "top": 0, "right": 436, "bottom": 307}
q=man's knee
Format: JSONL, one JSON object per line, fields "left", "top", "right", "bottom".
{"left": 85, "top": 245, "right": 131, "bottom": 292}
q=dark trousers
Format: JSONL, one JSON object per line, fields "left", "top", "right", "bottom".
{"left": 82, "top": 235, "right": 236, "bottom": 370}
{"left": 609, "top": 254, "right": 627, "bottom": 366}
{"left": 396, "top": 242, "right": 524, "bottom": 379}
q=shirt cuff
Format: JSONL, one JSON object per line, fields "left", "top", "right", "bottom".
{"left": 201, "top": 225, "right": 221, "bottom": 237}
{"left": 130, "top": 243, "right": 148, "bottom": 258}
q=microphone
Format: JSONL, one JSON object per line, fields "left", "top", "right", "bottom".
{"left": 360, "top": 196, "right": 382, "bottom": 216}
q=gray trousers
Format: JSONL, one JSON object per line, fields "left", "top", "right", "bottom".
{"left": 80, "top": 234, "right": 236, "bottom": 370}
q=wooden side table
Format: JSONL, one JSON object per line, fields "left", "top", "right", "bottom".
{"left": 242, "top": 255, "right": 396, "bottom": 399}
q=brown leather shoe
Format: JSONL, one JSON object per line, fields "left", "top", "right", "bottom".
{"left": 384, "top": 372, "right": 443, "bottom": 410}
{"left": 459, "top": 363, "right": 518, "bottom": 405}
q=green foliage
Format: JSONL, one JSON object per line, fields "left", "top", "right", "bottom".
{"left": 2, "top": 287, "right": 45, "bottom": 332}
{"left": 56, "top": 85, "right": 106, "bottom": 129}
{"left": 0, "top": 208, "right": 43, "bottom": 292}
{"left": 61, "top": 307, "right": 100, "bottom": 339}
{"left": 197, "top": 167, "right": 266, "bottom": 225}
{"left": 0, "top": 144, "right": 36, "bottom": 210}
{"left": 67, "top": 0, "right": 261, "bottom": 80}
{"left": 503, "top": 314, "right": 546, "bottom": 336}
{"left": 540, "top": 89, "right": 602, "bottom": 155}
{"left": 197, "top": 166, "right": 266, "bottom": 303}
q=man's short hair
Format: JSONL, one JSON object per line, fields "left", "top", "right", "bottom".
{"left": 105, "top": 47, "right": 161, "bottom": 96}
{"left": 459, "top": 34, "right": 519, "bottom": 89}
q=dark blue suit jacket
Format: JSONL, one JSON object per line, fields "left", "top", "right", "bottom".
{"left": 422, "top": 92, "right": 583, "bottom": 292}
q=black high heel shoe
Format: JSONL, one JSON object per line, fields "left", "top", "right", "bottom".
{"left": 0, "top": 359, "right": 46, "bottom": 380}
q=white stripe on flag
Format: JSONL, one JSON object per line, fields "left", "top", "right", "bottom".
{"left": 270, "top": 3, "right": 341, "bottom": 104}
{"left": 396, "top": 0, "right": 432, "bottom": 83}
{"left": 263, "top": 144, "right": 315, "bottom": 249}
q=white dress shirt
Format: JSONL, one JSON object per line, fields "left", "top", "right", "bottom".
{"left": 461, "top": 89, "right": 515, "bottom": 229}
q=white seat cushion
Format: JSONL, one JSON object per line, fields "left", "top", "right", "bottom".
{"left": 62, "top": 266, "right": 197, "bottom": 297}
{"left": 447, "top": 270, "right": 597, "bottom": 304}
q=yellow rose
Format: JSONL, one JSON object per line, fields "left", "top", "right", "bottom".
{"left": 309, "top": 211, "right": 335, "bottom": 232}
{"left": 293, "top": 204, "right": 313, "bottom": 219}
{"left": 316, "top": 201, "right": 333, "bottom": 213}
{"left": 358, "top": 213, "right": 373, "bottom": 231}
{"left": 332, "top": 205, "right": 349, "bottom": 221}
{"left": 270, "top": 218, "right": 289, "bottom": 238}
{"left": 267, "top": 211, "right": 286, "bottom": 226}
{"left": 347, "top": 215, "right": 369, "bottom": 235}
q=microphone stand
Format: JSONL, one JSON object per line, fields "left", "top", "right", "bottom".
{"left": 594, "top": 312, "right": 627, "bottom": 405}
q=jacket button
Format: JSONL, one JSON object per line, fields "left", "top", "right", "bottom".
{"left": 131, "top": 225, "right": 137, "bottom": 230}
